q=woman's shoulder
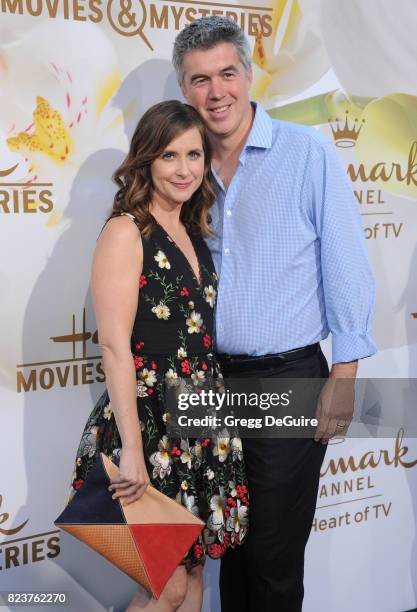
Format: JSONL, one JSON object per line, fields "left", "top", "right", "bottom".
{"left": 95, "top": 213, "right": 143, "bottom": 262}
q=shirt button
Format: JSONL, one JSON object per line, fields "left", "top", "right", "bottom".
{"left": 226, "top": 210, "right": 232, "bottom": 217}
{"left": 224, "top": 247, "right": 230, "bottom": 255}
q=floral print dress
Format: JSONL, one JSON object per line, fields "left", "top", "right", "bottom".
{"left": 69, "top": 212, "right": 249, "bottom": 567}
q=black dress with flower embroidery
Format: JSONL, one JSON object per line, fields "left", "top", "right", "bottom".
{"left": 69, "top": 213, "right": 249, "bottom": 567}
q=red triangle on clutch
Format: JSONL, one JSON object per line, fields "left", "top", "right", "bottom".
{"left": 129, "top": 524, "right": 202, "bottom": 597}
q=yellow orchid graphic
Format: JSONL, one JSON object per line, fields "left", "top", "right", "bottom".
{"left": 7, "top": 96, "right": 74, "bottom": 163}
{"left": 252, "top": 1, "right": 417, "bottom": 200}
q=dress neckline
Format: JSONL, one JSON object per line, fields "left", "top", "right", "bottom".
{"left": 151, "top": 217, "right": 202, "bottom": 289}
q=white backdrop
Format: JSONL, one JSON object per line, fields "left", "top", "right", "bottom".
{"left": 1, "top": 1, "right": 417, "bottom": 611}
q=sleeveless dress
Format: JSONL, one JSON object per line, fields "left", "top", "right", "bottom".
{"left": 68, "top": 212, "right": 249, "bottom": 567}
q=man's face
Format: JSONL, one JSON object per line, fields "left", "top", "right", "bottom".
{"left": 181, "top": 42, "right": 253, "bottom": 139}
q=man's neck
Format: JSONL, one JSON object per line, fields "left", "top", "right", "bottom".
{"left": 210, "top": 103, "right": 255, "bottom": 165}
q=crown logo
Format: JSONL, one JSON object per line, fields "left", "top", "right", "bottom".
{"left": 328, "top": 110, "right": 365, "bottom": 148}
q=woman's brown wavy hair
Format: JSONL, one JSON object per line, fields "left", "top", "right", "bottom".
{"left": 110, "top": 100, "right": 216, "bottom": 237}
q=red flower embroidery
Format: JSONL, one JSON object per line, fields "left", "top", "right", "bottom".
{"left": 208, "top": 543, "right": 223, "bottom": 558}
{"left": 135, "top": 341, "right": 145, "bottom": 350}
{"left": 180, "top": 359, "right": 191, "bottom": 375}
{"left": 180, "top": 287, "right": 189, "bottom": 297}
{"left": 193, "top": 543, "right": 204, "bottom": 559}
{"left": 203, "top": 334, "right": 211, "bottom": 349}
{"left": 139, "top": 275, "right": 147, "bottom": 288}
{"left": 133, "top": 356, "right": 144, "bottom": 369}
{"left": 74, "top": 479, "right": 84, "bottom": 490}
{"left": 151, "top": 361, "right": 157, "bottom": 370}
{"left": 147, "top": 388, "right": 154, "bottom": 396}
{"left": 201, "top": 361, "right": 208, "bottom": 371}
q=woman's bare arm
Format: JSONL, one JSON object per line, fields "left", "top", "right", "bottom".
{"left": 91, "top": 216, "right": 149, "bottom": 502}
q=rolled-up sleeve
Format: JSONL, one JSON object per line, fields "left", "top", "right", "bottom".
{"left": 311, "top": 140, "right": 377, "bottom": 363}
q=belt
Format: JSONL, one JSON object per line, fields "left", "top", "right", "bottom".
{"left": 216, "top": 343, "right": 320, "bottom": 373}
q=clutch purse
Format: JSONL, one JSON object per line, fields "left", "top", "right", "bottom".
{"left": 55, "top": 453, "right": 204, "bottom": 599}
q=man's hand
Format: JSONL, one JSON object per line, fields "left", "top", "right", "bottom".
{"left": 314, "top": 361, "right": 358, "bottom": 444}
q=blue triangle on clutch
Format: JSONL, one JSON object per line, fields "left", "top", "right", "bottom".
{"left": 56, "top": 453, "right": 125, "bottom": 525}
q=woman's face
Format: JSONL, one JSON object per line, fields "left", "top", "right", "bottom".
{"left": 150, "top": 127, "right": 205, "bottom": 208}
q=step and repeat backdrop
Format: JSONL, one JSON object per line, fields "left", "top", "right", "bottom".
{"left": 1, "top": 1, "right": 417, "bottom": 610}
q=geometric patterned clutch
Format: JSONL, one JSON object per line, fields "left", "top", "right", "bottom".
{"left": 55, "top": 453, "right": 204, "bottom": 599}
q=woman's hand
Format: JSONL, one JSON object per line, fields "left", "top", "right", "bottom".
{"left": 108, "top": 445, "right": 150, "bottom": 505}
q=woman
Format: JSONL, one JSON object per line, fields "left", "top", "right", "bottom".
{"left": 68, "top": 101, "right": 249, "bottom": 611}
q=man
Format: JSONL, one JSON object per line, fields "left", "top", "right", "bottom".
{"left": 173, "top": 16, "right": 376, "bottom": 612}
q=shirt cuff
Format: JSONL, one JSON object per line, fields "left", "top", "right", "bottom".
{"left": 332, "top": 331, "right": 377, "bottom": 364}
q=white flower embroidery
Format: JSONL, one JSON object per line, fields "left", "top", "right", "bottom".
{"left": 228, "top": 480, "right": 237, "bottom": 497}
{"left": 186, "top": 311, "right": 203, "bottom": 334}
{"left": 149, "top": 435, "right": 172, "bottom": 479}
{"left": 205, "top": 468, "right": 215, "bottom": 480}
{"left": 151, "top": 302, "right": 170, "bottom": 320}
{"left": 191, "top": 370, "right": 206, "bottom": 385}
{"left": 213, "top": 431, "right": 231, "bottom": 463}
{"left": 226, "top": 499, "right": 248, "bottom": 534}
{"left": 136, "top": 380, "right": 148, "bottom": 398}
{"left": 204, "top": 285, "right": 216, "bottom": 308}
{"left": 165, "top": 369, "right": 179, "bottom": 386}
{"left": 180, "top": 439, "right": 192, "bottom": 469}
{"left": 103, "top": 403, "right": 113, "bottom": 420}
{"left": 231, "top": 437, "right": 243, "bottom": 461}
{"left": 140, "top": 368, "right": 157, "bottom": 387}
{"left": 177, "top": 347, "right": 187, "bottom": 359}
{"left": 207, "top": 489, "right": 226, "bottom": 531}
{"left": 154, "top": 250, "right": 171, "bottom": 269}
{"left": 182, "top": 492, "right": 199, "bottom": 516}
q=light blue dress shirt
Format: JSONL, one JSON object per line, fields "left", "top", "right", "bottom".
{"left": 206, "top": 103, "right": 377, "bottom": 364}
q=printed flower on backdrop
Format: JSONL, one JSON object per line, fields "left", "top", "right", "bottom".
{"left": 203, "top": 285, "right": 216, "bottom": 308}
{"left": 154, "top": 250, "right": 171, "bottom": 270}
{"left": 205, "top": 468, "right": 215, "bottom": 481}
{"left": 151, "top": 302, "right": 171, "bottom": 320}
{"left": 0, "top": 19, "right": 126, "bottom": 223}
{"left": 256, "top": 1, "right": 417, "bottom": 200}
{"left": 251, "top": 0, "right": 328, "bottom": 105}
{"left": 186, "top": 311, "right": 203, "bottom": 334}
{"left": 149, "top": 435, "right": 172, "bottom": 479}
{"left": 140, "top": 368, "right": 157, "bottom": 387}
{"left": 103, "top": 403, "right": 113, "bottom": 420}
{"left": 213, "top": 431, "right": 231, "bottom": 463}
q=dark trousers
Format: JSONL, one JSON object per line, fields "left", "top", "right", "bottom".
{"left": 219, "top": 347, "right": 329, "bottom": 612}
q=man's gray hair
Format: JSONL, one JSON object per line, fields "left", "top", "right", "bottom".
{"left": 172, "top": 16, "right": 251, "bottom": 84}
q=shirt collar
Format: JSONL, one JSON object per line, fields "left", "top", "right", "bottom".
{"left": 243, "top": 101, "right": 273, "bottom": 151}
{"left": 211, "top": 102, "right": 274, "bottom": 190}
